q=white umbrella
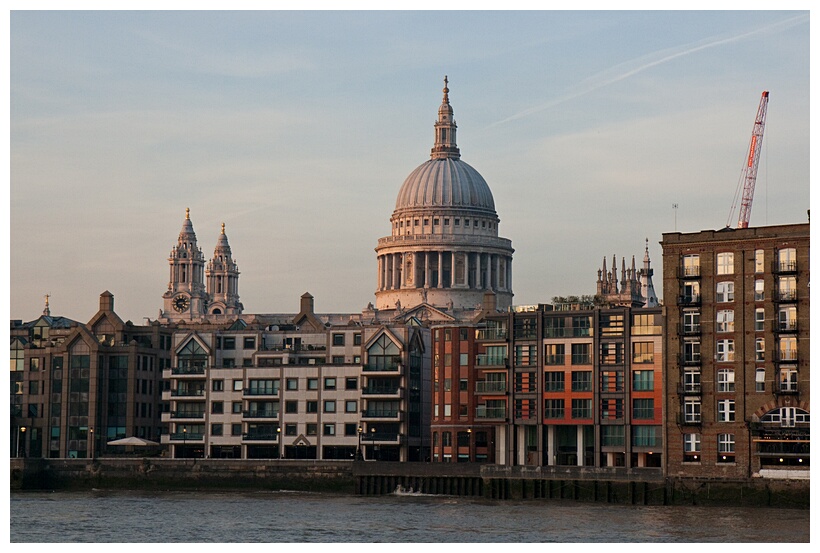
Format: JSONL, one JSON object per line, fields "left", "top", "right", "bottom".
{"left": 107, "top": 436, "right": 160, "bottom": 446}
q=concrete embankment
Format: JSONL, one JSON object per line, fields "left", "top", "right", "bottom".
{"left": 10, "top": 458, "right": 809, "bottom": 509}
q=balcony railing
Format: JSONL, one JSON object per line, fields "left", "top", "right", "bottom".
{"left": 242, "top": 432, "right": 280, "bottom": 441}
{"left": 678, "top": 266, "right": 701, "bottom": 278}
{"left": 475, "top": 381, "right": 507, "bottom": 394}
{"left": 773, "top": 260, "right": 798, "bottom": 274}
{"left": 244, "top": 388, "right": 279, "bottom": 396}
{"left": 775, "top": 383, "right": 799, "bottom": 395}
{"left": 362, "top": 385, "right": 401, "bottom": 396}
{"left": 476, "top": 328, "right": 508, "bottom": 341}
{"left": 571, "top": 354, "right": 592, "bottom": 365}
{"left": 243, "top": 410, "right": 279, "bottom": 419}
{"left": 475, "top": 406, "right": 506, "bottom": 419}
{"left": 679, "top": 354, "right": 701, "bottom": 366}
{"left": 677, "top": 323, "right": 701, "bottom": 336}
{"left": 543, "top": 328, "right": 567, "bottom": 338}
{"left": 364, "top": 361, "right": 402, "bottom": 372}
{"left": 171, "top": 389, "right": 205, "bottom": 397}
{"left": 776, "top": 349, "right": 798, "bottom": 362}
{"left": 544, "top": 354, "right": 565, "bottom": 365}
{"left": 676, "top": 413, "right": 701, "bottom": 425}
{"left": 170, "top": 411, "right": 205, "bottom": 419}
{"left": 171, "top": 366, "right": 207, "bottom": 376}
{"left": 361, "top": 409, "right": 401, "bottom": 419}
{"left": 476, "top": 355, "right": 507, "bottom": 367}
{"left": 677, "top": 295, "right": 702, "bottom": 306}
{"left": 677, "top": 384, "right": 702, "bottom": 395}
{"left": 170, "top": 432, "right": 204, "bottom": 441}
{"left": 775, "top": 290, "right": 798, "bottom": 302}
{"left": 773, "top": 320, "right": 798, "bottom": 333}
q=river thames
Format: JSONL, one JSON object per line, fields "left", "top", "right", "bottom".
{"left": 9, "top": 489, "right": 811, "bottom": 543}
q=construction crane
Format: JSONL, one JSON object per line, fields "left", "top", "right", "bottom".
{"left": 727, "top": 91, "right": 769, "bottom": 229}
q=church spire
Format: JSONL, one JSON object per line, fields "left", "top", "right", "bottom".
{"left": 431, "top": 76, "right": 460, "bottom": 160}
{"left": 206, "top": 222, "right": 242, "bottom": 316}
{"left": 640, "top": 238, "right": 659, "bottom": 308}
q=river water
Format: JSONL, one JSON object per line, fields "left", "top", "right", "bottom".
{"left": 9, "top": 489, "right": 811, "bottom": 543}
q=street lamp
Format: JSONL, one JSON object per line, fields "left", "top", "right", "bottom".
{"left": 18, "top": 426, "right": 27, "bottom": 458}
{"left": 370, "top": 427, "right": 377, "bottom": 461}
{"left": 182, "top": 426, "right": 187, "bottom": 458}
{"left": 467, "top": 428, "right": 472, "bottom": 462}
{"left": 357, "top": 425, "right": 363, "bottom": 461}
{"left": 89, "top": 427, "right": 95, "bottom": 460}
{"left": 277, "top": 427, "right": 282, "bottom": 459}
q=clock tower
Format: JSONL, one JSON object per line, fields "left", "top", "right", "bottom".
{"left": 161, "top": 208, "right": 208, "bottom": 322}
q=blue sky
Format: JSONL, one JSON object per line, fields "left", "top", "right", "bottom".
{"left": 8, "top": 7, "right": 812, "bottom": 324}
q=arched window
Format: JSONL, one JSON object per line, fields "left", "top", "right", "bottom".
{"left": 366, "top": 335, "right": 401, "bottom": 371}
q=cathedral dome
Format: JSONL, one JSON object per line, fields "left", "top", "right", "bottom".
{"left": 394, "top": 157, "right": 496, "bottom": 214}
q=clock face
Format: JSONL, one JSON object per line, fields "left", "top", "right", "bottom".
{"left": 173, "top": 295, "right": 190, "bottom": 313}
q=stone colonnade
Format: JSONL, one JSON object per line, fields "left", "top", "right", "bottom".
{"left": 376, "top": 250, "right": 512, "bottom": 293}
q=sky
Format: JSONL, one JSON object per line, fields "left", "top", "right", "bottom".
{"left": 7, "top": 5, "right": 813, "bottom": 325}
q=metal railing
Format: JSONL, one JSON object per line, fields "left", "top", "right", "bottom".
{"left": 475, "top": 406, "right": 506, "bottom": 419}
{"left": 475, "top": 354, "right": 507, "bottom": 366}
{"left": 475, "top": 381, "right": 506, "bottom": 393}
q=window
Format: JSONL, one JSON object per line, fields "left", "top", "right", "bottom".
{"left": 755, "top": 338, "right": 765, "bottom": 361}
{"left": 306, "top": 401, "right": 318, "bottom": 413}
{"left": 682, "top": 254, "right": 700, "bottom": 277}
{"left": 600, "top": 342, "right": 623, "bottom": 364}
{"left": 345, "top": 377, "right": 358, "bottom": 390}
{"left": 778, "top": 367, "right": 798, "bottom": 393}
{"left": 286, "top": 378, "right": 298, "bottom": 391}
{"left": 345, "top": 423, "right": 358, "bottom": 437}
{"left": 717, "top": 369, "right": 735, "bottom": 392}
{"left": 755, "top": 308, "right": 765, "bottom": 332}
{"left": 306, "top": 424, "right": 317, "bottom": 436}
{"left": 285, "top": 401, "right": 298, "bottom": 414}
{"left": 544, "top": 399, "right": 564, "bottom": 419}
{"left": 717, "top": 252, "right": 734, "bottom": 275}
{"left": 571, "top": 399, "right": 592, "bottom": 419}
{"left": 716, "top": 310, "right": 734, "bottom": 332}
{"left": 345, "top": 400, "right": 357, "bottom": 413}
{"left": 353, "top": 333, "right": 362, "bottom": 346}
{"left": 332, "top": 356, "right": 345, "bottom": 364}
{"left": 778, "top": 276, "right": 797, "bottom": 301}
{"left": 572, "top": 316, "right": 591, "bottom": 337}
{"left": 323, "top": 377, "right": 336, "bottom": 390}
{"left": 571, "top": 371, "right": 592, "bottom": 392}
{"left": 632, "top": 370, "right": 654, "bottom": 391}
{"left": 211, "top": 402, "right": 223, "bottom": 414}
{"left": 243, "top": 337, "right": 256, "bottom": 350}
{"left": 778, "top": 306, "right": 797, "bottom": 331}
{"left": 570, "top": 344, "right": 592, "bottom": 365}
{"left": 632, "top": 342, "right": 654, "bottom": 364}
{"left": 459, "top": 378, "right": 468, "bottom": 391}
{"left": 545, "top": 371, "right": 564, "bottom": 392}
{"left": 755, "top": 249, "right": 764, "bottom": 273}
{"left": 755, "top": 368, "right": 766, "bottom": 392}
{"left": 211, "top": 379, "right": 224, "bottom": 392}
{"left": 717, "top": 434, "right": 735, "bottom": 463}
{"left": 717, "top": 399, "right": 735, "bottom": 422}
{"left": 716, "top": 282, "right": 734, "bottom": 302}
{"left": 632, "top": 313, "right": 661, "bottom": 335}
{"left": 223, "top": 337, "right": 236, "bottom": 350}
{"left": 684, "top": 399, "right": 701, "bottom": 423}
{"left": 332, "top": 334, "right": 345, "bottom": 346}
{"left": 716, "top": 340, "right": 734, "bottom": 362}
{"left": 231, "top": 424, "right": 242, "bottom": 436}
{"left": 747, "top": 282, "right": 762, "bottom": 307}
{"left": 777, "top": 247, "right": 797, "bottom": 272}
{"left": 684, "top": 369, "right": 701, "bottom": 393}
{"left": 307, "top": 378, "right": 318, "bottom": 390}
{"left": 633, "top": 399, "right": 654, "bottom": 419}
{"left": 211, "top": 424, "right": 223, "bottom": 436}
{"left": 323, "top": 400, "right": 336, "bottom": 413}
{"left": 459, "top": 353, "right": 468, "bottom": 366}
{"left": 778, "top": 336, "right": 797, "bottom": 361}
{"left": 683, "top": 433, "right": 700, "bottom": 462}
{"left": 232, "top": 402, "right": 242, "bottom": 414}
{"left": 285, "top": 423, "right": 297, "bottom": 436}
{"left": 323, "top": 424, "right": 335, "bottom": 436}
{"left": 544, "top": 344, "right": 564, "bottom": 365}
{"left": 683, "top": 311, "right": 700, "bottom": 333}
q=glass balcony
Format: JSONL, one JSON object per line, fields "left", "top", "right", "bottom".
{"left": 476, "top": 354, "right": 507, "bottom": 366}
{"left": 475, "top": 406, "right": 506, "bottom": 419}
{"left": 475, "top": 380, "right": 507, "bottom": 393}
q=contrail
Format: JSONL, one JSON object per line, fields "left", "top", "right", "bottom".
{"left": 486, "top": 13, "right": 808, "bottom": 129}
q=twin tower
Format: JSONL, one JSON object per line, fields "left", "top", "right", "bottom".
{"left": 160, "top": 78, "right": 514, "bottom": 322}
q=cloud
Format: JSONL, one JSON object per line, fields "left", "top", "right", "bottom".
{"left": 486, "top": 13, "right": 809, "bottom": 129}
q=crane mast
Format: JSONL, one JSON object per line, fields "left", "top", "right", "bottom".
{"left": 729, "top": 91, "right": 769, "bottom": 229}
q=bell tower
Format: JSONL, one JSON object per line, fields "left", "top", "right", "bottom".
{"left": 205, "top": 222, "right": 242, "bottom": 316}
{"left": 161, "top": 208, "right": 208, "bottom": 321}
